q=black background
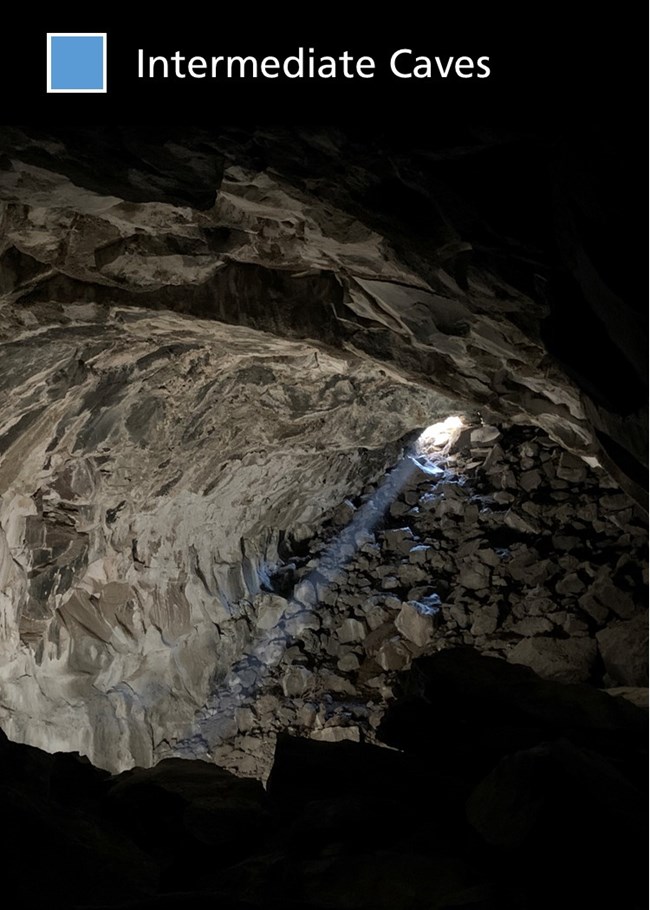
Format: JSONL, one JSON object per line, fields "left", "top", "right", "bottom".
{"left": 2, "top": 12, "right": 642, "bottom": 129}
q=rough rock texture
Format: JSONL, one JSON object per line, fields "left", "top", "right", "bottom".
{"left": 0, "top": 307, "right": 449, "bottom": 769}
{"left": 176, "top": 423, "right": 647, "bottom": 778}
{"left": 0, "top": 127, "right": 647, "bottom": 773}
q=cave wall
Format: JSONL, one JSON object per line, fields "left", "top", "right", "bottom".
{"left": 0, "top": 126, "right": 646, "bottom": 771}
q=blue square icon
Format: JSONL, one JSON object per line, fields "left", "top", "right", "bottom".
{"left": 47, "top": 33, "right": 107, "bottom": 93}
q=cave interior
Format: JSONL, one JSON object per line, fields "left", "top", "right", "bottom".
{"left": 0, "top": 123, "right": 647, "bottom": 909}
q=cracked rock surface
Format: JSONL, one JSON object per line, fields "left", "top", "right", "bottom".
{"left": 178, "top": 424, "right": 648, "bottom": 779}
{"left": 0, "top": 126, "right": 646, "bottom": 773}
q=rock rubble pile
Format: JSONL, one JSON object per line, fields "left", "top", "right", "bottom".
{"left": 191, "top": 422, "right": 648, "bottom": 777}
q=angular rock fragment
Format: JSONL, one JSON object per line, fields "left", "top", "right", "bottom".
{"left": 337, "top": 653, "right": 361, "bottom": 672}
{"left": 555, "top": 573, "right": 585, "bottom": 596}
{"left": 597, "top": 612, "right": 649, "bottom": 686}
{"left": 376, "top": 637, "right": 411, "bottom": 671}
{"left": 508, "top": 637, "right": 597, "bottom": 683}
{"left": 458, "top": 562, "right": 491, "bottom": 591}
{"left": 394, "top": 601, "right": 439, "bottom": 648}
{"left": 332, "top": 499, "right": 356, "bottom": 526}
{"left": 281, "top": 666, "right": 314, "bottom": 697}
{"left": 556, "top": 451, "right": 587, "bottom": 483}
{"left": 382, "top": 528, "right": 416, "bottom": 555}
{"left": 506, "top": 616, "right": 554, "bottom": 637}
{"left": 310, "top": 726, "right": 360, "bottom": 742}
{"left": 256, "top": 594, "right": 290, "bottom": 631}
{"left": 470, "top": 603, "right": 499, "bottom": 636}
{"left": 470, "top": 425, "right": 500, "bottom": 445}
{"left": 336, "top": 617, "right": 366, "bottom": 643}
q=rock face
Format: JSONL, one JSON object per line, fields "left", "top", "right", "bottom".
{"left": 0, "top": 126, "right": 647, "bottom": 774}
{"left": 0, "top": 308, "right": 447, "bottom": 769}
{"left": 179, "top": 423, "right": 646, "bottom": 779}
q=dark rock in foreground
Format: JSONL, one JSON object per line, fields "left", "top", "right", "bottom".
{"left": 2, "top": 650, "right": 646, "bottom": 909}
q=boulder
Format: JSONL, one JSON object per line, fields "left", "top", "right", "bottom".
{"left": 597, "top": 612, "right": 649, "bottom": 686}
{"left": 395, "top": 601, "right": 439, "bottom": 648}
{"left": 508, "top": 636, "right": 597, "bottom": 683}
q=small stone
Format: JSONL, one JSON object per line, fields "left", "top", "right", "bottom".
{"left": 298, "top": 630, "right": 322, "bottom": 654}
{"left": 447, "top": 603, "right": 469, "bottom": 628}
{"left": 459, "top": 562, "right": 491, "bottom": 590}
{"left": 471, "top": 425, "right": 500, "bottom": 445}
{"left": 483, "top": 443, "right": 505, "bottom": 472}
{"left": 256, "top": 594, "right": 290, "bottom": 631}
{"left": 477, "top": 548, "right": 501, "bottom": 567}
{"left": 436, "top": 498, "right": 465, "bottom": 519}
{"left": 556, "top": 452, "right": 587, "bottom": 483}
{"left": 381, "top": 576, "right": 400, "bottom": 590}
{"left": 318, "top": 672, "right": 357, "bottom": 695}
{"left": 504, "top": 511, "right": 539, "bottom": 533}
{"left": 457, "top": 539, "right": 481, "bottom": 558}
{"left": 588, "top": 578, "right": 635, "bottom": 620}
{"left": 382, "top": 527, "right": 416, "bottom": 555}
{"left": 284, "top": 611, "right": 321, "bottom": 636}
{"left": 558, "top": 554, "right": 580, "bottom": 572}
{"left": 297, "top": 703, "right": 318, "bottom": 727}
{"left": 562, "top": 614, "right": 589, "bottom": 635}
{"left": 500, "top": 469, "right": 517, "bottom": 490}
{"left": 281, "top": 666, "right": 314, "bottom": 697}
{"left": 555, "top": 573, "right": 585, "bottom": 596}
{"left": 395, "top": 601, "right": 439, "bottom": 648}
{"left": 599, "top": 493, "right": 630, "bottom": 512}
{"left": 337, "top": 653, "right": 360, "bottom": 672}
{"left": 294, "top": 579, "right": 317, "bottom": 606}
{"left": 519, "top": 469, "right": 542, "bottom": 492}
{"left": 552, "top": 535, "right": 581, "bottom": 550}
{"left": 337, "top": 617, "right": 366, "bottom": 643}
{"left": 578, "top": 593, "right": 609, "bottom": 624}
{"left": 397, "top": 563, "right": 429, "bottom": 586}
{"left": 389, "top": 500, "right": 411, "bottom": 518}
{"left": 376, "top": 637, "right": 411, "bottom": 671}
{"left": 363, "top": 622, "right": 396, "bottom": 656}
{"left": 234, "top": 667, "right": 258, "bottom": 689}
{"left": 332, "top": 499, "right": 356, "bottom": 526}
{"left": 202, "top": 714, "right": 238, "bottom": 743}
{"left": 311, "top": 726, "right": 360, "bottom": 743}
{"left": 363, "top": 604, "right": 389, "bottom": 631}
{"left": 409, "top": 545, "right": 432, "bottom": 565}
{"left": 507, "top": 548, "right": 547, "bottom": 583}
{"left": 508, "top": 616, "right": 554, "bottom": 636}
{"left": 235, "top": 707, "right": 255, "bottom": 733}
{"left": 462, "top": 504, "right": 480, "bottom": 524}
{"left": 470, "top": 603, "right": 499, "bottom": 636}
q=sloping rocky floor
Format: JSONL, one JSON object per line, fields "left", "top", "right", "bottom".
{"left": 175, "top": 422, "right": 648, "bottom": 779}
{"left": 3, "top": 648, "right": 647, "bottom": 909}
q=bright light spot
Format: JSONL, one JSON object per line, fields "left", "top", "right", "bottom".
{"left": 417, "top": 415, "right": 464, "bottom": 451}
